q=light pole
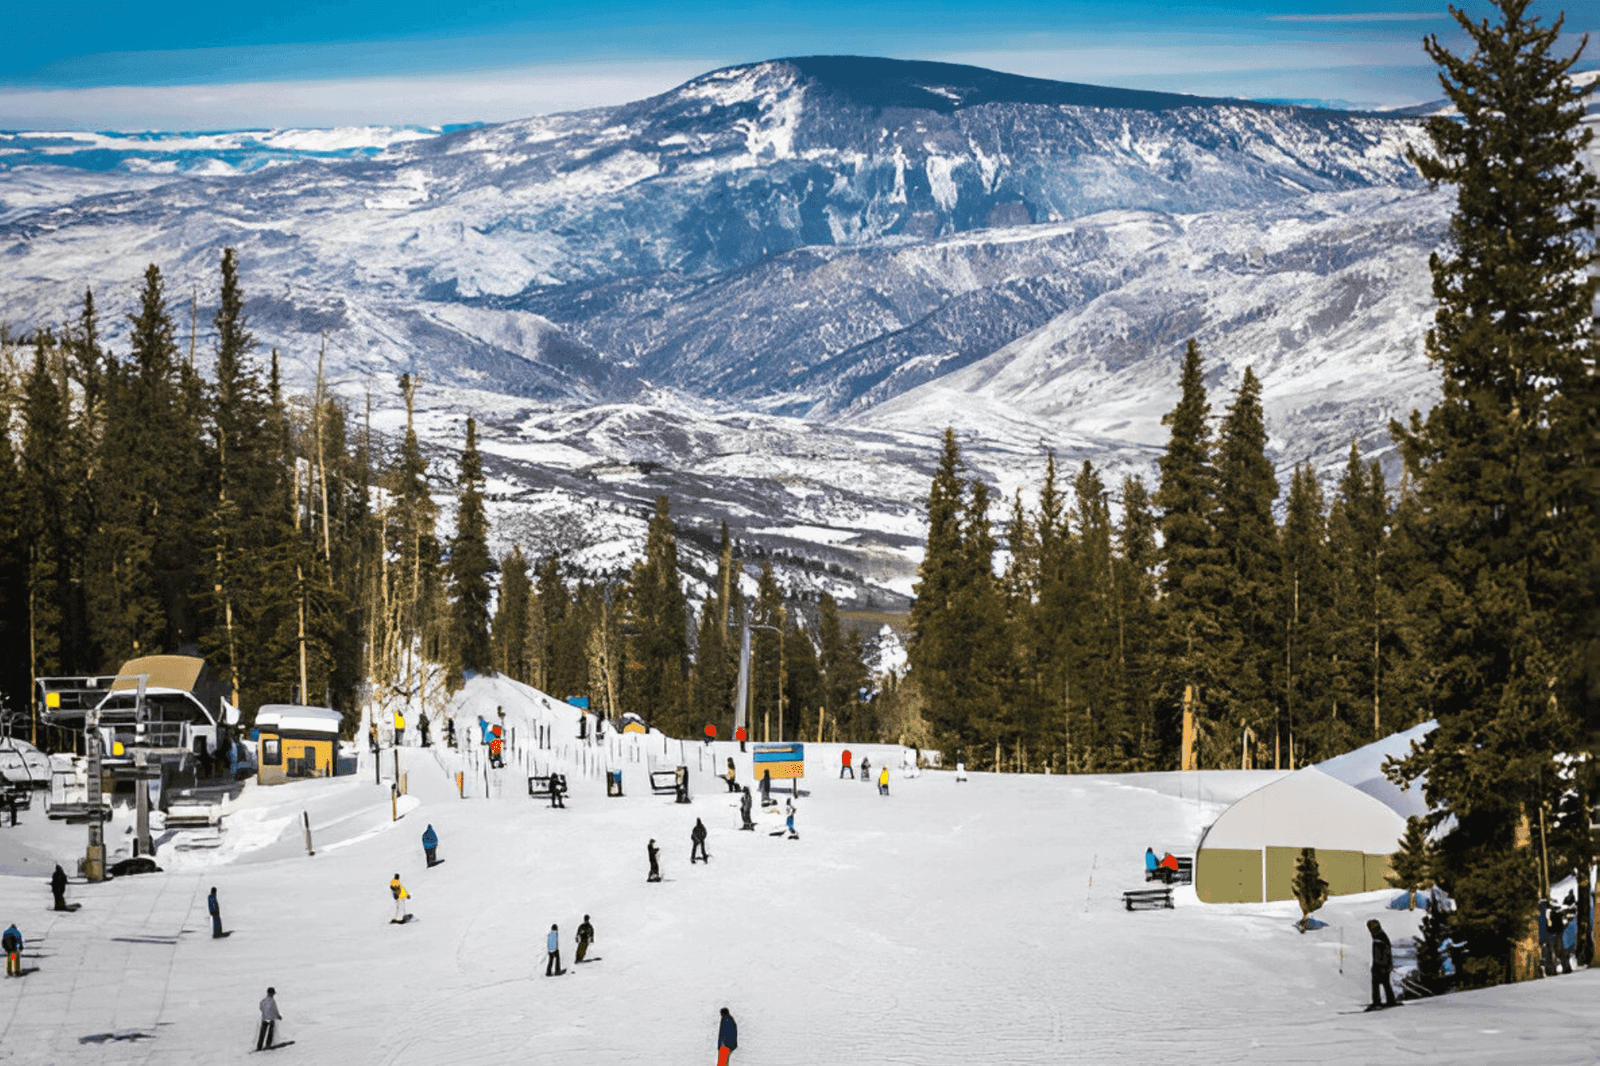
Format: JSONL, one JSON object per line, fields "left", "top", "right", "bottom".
{"left": 734, "top": 606, "right": 786, "bottom": 744}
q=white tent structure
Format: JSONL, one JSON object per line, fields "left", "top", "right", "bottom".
{"left": 1195, "top": 766, "right": 1406, "bottom": 904}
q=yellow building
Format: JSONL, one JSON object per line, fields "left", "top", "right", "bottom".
{"left": 255, "top": 706, "right": 342, "bottom": 785}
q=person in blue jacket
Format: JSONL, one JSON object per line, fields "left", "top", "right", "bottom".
{"left": 1145, "top": 848, "right": 1158, "bottom": 876}
{"left": 422, "top": 825, "right": 439, "bottom": 867}
{"left": 716, "top": 1006, "right": 738, "bottom": 1065}
{"left": 2, "top": 924, "right": 22, "bottom": 977}
{"left": 546, "top": 923, "right": 564, "bottom": 976}
{"left": 208, "top": 886, "right": 224, "bottom": 938}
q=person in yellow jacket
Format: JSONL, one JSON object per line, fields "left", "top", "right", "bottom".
{"left": 390, "top": 874, "right": 411, "bottom": 924}
{"left": 393, "top": 711, "right": 407, "bottom": 747}
{"left": 878, "top": 766, "right": 890, "bottom": 796}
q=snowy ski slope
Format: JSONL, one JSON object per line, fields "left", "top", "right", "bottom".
{"left": 0, "top": 675, "right": 1591, "bottom": 1064}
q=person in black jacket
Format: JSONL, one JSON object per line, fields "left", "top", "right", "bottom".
{"left": 691, "top": 819, "right": 710, "bottom": 864}
{"left": 739, "top": 786, "right": 755, "bottom": 831}
{"left": 716, "top": 1006, "right": 738, "bottom": 1065}
{"left": 1367, "top": 919, "right": 1397, "bottom": 1009}
{"left": 576, "top": 915, "right": 596, "bottom": 963}
{"left": 208, "top": 886, "right": 224, "bottom": 938}
{"left": 647, "top": 838, "right": 661, "bottom": 883}
{"left": 50, "top": 864, "right": 69, "bottom": 912}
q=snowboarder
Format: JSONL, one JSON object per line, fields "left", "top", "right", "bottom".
{"left": 478, "top": 715, "right": 491, "bottom": 745}
{"left": 878, "top": 766, "right": 890, "bottom": 796}
{"left": 760, "top": 769, "right": 774, "bottom": 807}
{"left": 419, "top": 715, "right": 431, "bottom": 748}
{"left": 1367, "top": 919, "right": 1397, "bottom": 1009}
{"left": 735, "top": 726, "right": 747, "bottom": 753}
{"left": 840, "top": 749, "right": 853, "bottom": 779}
{"left": 784, "top": 798, "right": 798, "bottom": 840}
{"left": 860, "top": 756, "right": 870, "bottom": 783}
{"left": 446, "top": 717, "right": 457, "bottom": 749}
{"left": 647, "top": 838, "right": 661, "bottom": 883}
{"left": 422, "top": 824, "right": 439, "bottom": 867}
{"left": 546, "top": 923, "right": 564, "bottom": 975}
{"left": 2, "top": 923, "right": 22, "bottom": 977}
{"left": 208, "top": 886, "right": 224, "bottom": 938}
{"left": 489, "top": 734, "right": 504, "bottom": 768}
{"left": 725, "top": 757, "right": 739, "bottom": 792}
{"left": 739, "top": 786, "right": 755, "bottom": 831}
{"left": 390, "top": 874, "right": 411, "bottom": 924}
{"left": 955, "top": 761, "right": 967, "bottom": 783}
{"left": 576, "top": 915, "right": 595, "bottom": 963}
{"left": 393, "top": 710, "right": 406, "bottom": 747}
{"left": 716, "top": 1006, "right": 738, "bottom": 1066}
{"left": 50, "top": 864, "right": 69, "bottom": 912}
{"left": 257, "top": 987, "right": 281, "bottom": 1051}
{"left": 691, "top": 818, "right": 710, "bottom": 863}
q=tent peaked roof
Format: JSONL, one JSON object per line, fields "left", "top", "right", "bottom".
{"left": 1199, "top": 766, "right": 1405, "bottom": 855}
{"left": 1314, "top": 720, "right": 1435, "bottom": 821}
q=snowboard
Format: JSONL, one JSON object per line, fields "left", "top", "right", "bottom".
{"left": 49, "top": 903, "right": 82, "bottom": 912}
{"left": 1337, "top": 1002, "right": 1404, "bottom": 1014}
{"left": 389, "top": 914, "right": 416, "bottom": 925}
{"left": 576, "top": 956, "right": 602, "bottom": 964}
{"left": 211, "top": 931, "right": 235, "bottom": 939}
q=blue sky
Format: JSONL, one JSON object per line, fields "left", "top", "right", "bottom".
{"left": 3, "top": 0, "right": 1595, "bottom": 129}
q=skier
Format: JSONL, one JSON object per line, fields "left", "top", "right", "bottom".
{"left": 208, "top": 886, "right": 224, "bottom": 938}
{"left": 725, "top": 757, "right": 739, "bottom": 792}
{"left": 489, "top": 734, "right": 504, "bottom": 769}
{"left": 550, "top": 773, "right": 567, "bottom": 809}
{"left": 394, "top": 710, "right": 406, "bottom": 747}
{"left": 422, "top": 824, "right": 439, "bottom": 867}
{"left": 716, "top": 1006, "right": 738, "bottom": 1066}
{"left": 50, "top": 864, "right": 69, "bottom": 911}
{"left": 257, "top": 987, "right": 282, "bottom": 1051}
{"left": 419, "top": 715, "right": 431, "bottom": 748}
{"left": 576, "top": 915, "right": 596, "bottom": 963}
{"left": 2, "top": 923, "right": 22, "bottom": 978}
{"left": 647, "top": 838, "right": 662, "bottom": 883}
{"left": 760, "top": 769, "right": 774, "bottom": 807}
{"left": 840, "top": 749, "right": 853, "bottom": 779}
{"left": 784, "top": 798, "right": 798, "bottom": 840}
{"left": 739, "top": 785, "right": 756, "bottom": 831}
{"left": 691, "top": 818, "right": 710, "bottom": 864}
{"left": 1367, "top": 919, "right": 1397, "bottom": 1009}
{"left": 546, "top": 923, "right": 564, "bottom": 975}
{"left": 878, "top": 766, "right": 890, "bottom": 796}
{"left": 955, "top": 760, "right": 967, "bottom": 783}
{"left": 445, "top": 717, "right": 457, "bottom": 749}
{"left": 735, "top": 725, "right": 747, "bottom": 753}
{"left": 390, "top": 873, "right": 411, "bottom": 924}
{"left": 860, "top": 756, "right": 871, "bottom": 783}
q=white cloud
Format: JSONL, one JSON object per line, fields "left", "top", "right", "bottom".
{"left": 0, "top": 60, "right": 718, "bottom": 131}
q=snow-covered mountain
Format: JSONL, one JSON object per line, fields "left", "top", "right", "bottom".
{"left": 0, "top": 56, "right": 1459, "bottom": 604}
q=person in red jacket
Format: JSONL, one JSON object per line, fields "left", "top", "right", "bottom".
{"left": 840, "top": 749, "right": 854, "bottom": 779}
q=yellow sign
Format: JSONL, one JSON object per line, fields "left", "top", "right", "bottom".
{"left": 753, "top": 743, "right": 805, "bottom": 780}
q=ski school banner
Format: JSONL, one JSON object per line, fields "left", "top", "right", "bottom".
{"left": 752, "top": 743, "right": 805, "bottom": 780}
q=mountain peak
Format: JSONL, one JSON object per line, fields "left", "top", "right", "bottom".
{"left": 693, "top": 55, "right": 1255, "bottom": 114}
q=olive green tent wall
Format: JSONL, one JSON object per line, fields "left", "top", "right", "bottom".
{"left": 1196, "top": 848, "right": 1262, "bottom": 903}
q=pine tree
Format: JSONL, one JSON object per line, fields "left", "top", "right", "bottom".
{"left": 1214, "top": 367, "right": 1280, "bottom": 763}
{"left": 817, "top": 593, "right": 868, "bottom": 740}
{"left": 1393, "top": 0, "right": 1598, "bottom": 988}
{"left": 493, "top": 546, "right": 532, "bottom": 682}
{"left": 1388, "top": 815, "right": 1436, "bottom": 910}
{"left": 1153, "top": 341, "right": 1230, "bottom": 766}
{"left": 1279, "top": 463, "right": 1331, "bottom": 765}
{"left": 1113, "top": 475, "right": 1160, "bottom": 768}
{"left": 446, "top": 417, "right": 494, "bottom": 689}
{"left": 1293, "top": 847, "right": 1329, "bottom": 933}
{"left": 623, "top": 497, "right": 689, "bottom": 734}
{"left": 19, "top": 336, "right": 69, "bottom": 686}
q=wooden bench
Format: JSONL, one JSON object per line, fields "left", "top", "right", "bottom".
{"left": 1123, "top": 887, "right": 1174, "bottom": 911}
{"left": 1145, "top": 856, "right": 1193, "bottom": 885}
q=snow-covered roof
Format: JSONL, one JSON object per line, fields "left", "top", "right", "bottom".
{"left": 256, "top": 705, "right": 343, "bottom": 735}
{"left": 1314, "top": 720, "right": 1434, "bottom": 821}
{"left": 1199, "top": 766, "right": 1406, "bottom": 855}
